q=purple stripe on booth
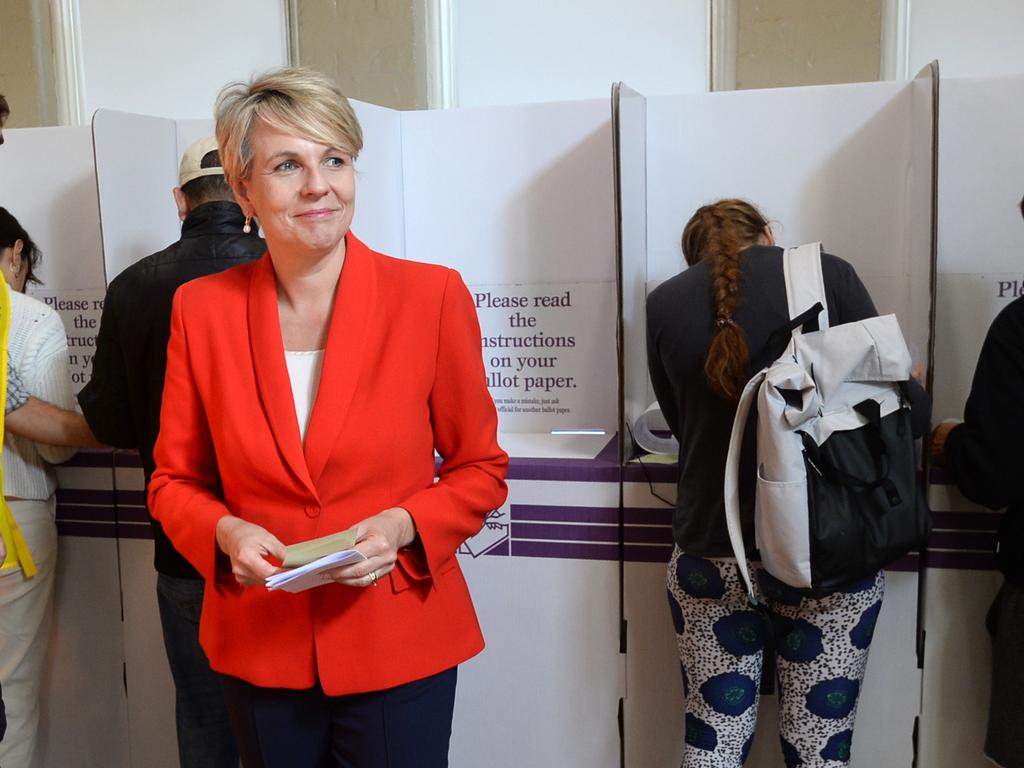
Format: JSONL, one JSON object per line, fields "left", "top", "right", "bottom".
{"left": 56, "top": 488, "right": 114, "bottom": 505}
{"left": 926, "top": 550, "right": 997, "bottom": 570}
{"left": 512, "top": 522, "right": 617, "bottom": 542}
{"left": 511, "top": 540, "right": 618, "bottom": 561}
{"left": 626, "top": 526, "right": 674, "bottom": 545}
{"left": 56, "top": 520, "right": 115, "bottom": 538}
{"left": 623, "top": 507, "right": 674, "bottom": 525}
{"left": 887, "top": 552, "right": 919, "bottom": 572}
{"left": 625, "top": 544, "right": 674, "bottom": 563}
{"left": 496, "top": 436, "right": 623, "bottom": 483}
{"left": 928, "top": 531, "right": 997, "bottom": 551}
{"left": 113, "top": 451, "right": 144, "bottom": 468}
{"left": 511, "top": 522, "right": 673, "bottom": 546}
{"left": 59, "top": 449, "right": 115, "bottom": 468}
{"left": 930, "top": 510, "right": 1002, "bottom": 531}
{"left": 510, "top": 504, "right": 673, "bottom": 526}
{"left": 511, "top": 505, "right": 619, "bottom": 524}
{"left": 506, "top": 459, "right": 619, "bottom": 483}
{"left": 113, "top": 506, "right": 151, "bottom": 524}
{"left": 115, "top": 489, "right": 147, "bottom": 506}
{"left": 115, "top": 522, "right": 154, "bottom": 540}
{"left": 55, "top": 504, "right": 116, "bottom": 522}
{"left": 622, "top": 460, "right": 677, "bottom": 485}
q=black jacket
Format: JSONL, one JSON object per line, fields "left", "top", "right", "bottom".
{"left": 945, "top": 295, "right": 1024, "bottom": 583}
{"left": 78, "top": 201, "right": 266, "bottom": 577}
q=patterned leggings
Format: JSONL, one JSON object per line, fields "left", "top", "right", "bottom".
{"left": 666, "top": 547, "right": 885, "bottom": 768}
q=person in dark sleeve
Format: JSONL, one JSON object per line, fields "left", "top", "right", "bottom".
{"left": 75, "top": 136, "right": 266, "bottom": 768}
{"left": 932, "top": 195, "right": 1024, "bottom": 768}
{"left": 647, "top": 198, "right": 930, "bottom": 767}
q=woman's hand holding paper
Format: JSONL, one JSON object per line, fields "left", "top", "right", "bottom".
{"left": 215, "top": 516, "right": 287, "bottom": 587}
{"left": 325, "top": 506, "right": 416, "bottom": 587}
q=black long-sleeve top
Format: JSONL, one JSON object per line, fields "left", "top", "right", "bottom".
{"left": 646, "top": 244, "right": 929, "bottom": 556}
{"left": 945, "top": 295, "right": 1024, "bottom": 583}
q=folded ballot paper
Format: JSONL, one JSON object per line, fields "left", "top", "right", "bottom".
{"left": 265, "top": 527, "right": 366, "bottom": 593}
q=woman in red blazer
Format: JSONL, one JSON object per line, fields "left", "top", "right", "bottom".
{"left": 148, "top": 67, "right": 508, "bottom": 767}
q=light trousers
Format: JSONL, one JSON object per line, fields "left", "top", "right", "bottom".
{"left": 0, "top": 497, "right": 57, "bottom": 768}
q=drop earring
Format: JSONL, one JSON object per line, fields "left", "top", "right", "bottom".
{"left": 243, "top": 215, "right": 252, "bottom": 234}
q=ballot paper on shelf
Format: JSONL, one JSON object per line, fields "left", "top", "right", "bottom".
{"left": 266, "top": 549, "right": 367, "bottom": 593}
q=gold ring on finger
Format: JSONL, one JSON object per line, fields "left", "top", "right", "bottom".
{"left": 369, "top": 570, "right": 379, "bottom": 587}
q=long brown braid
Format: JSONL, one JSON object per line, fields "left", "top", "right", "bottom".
{"left": 681, "top": 199, "right": 770, "bottom": 401}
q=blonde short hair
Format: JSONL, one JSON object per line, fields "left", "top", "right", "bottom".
{"left": 214, "top": 67, "right": 364, "bottom": 184}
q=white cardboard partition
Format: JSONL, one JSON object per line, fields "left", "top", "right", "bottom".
{"left": 643, "top": 77, "right": 936, "bottom": 382}
{"left": 402, "top": 99, "right": 618, "bottom": 440}
{"left": 614, "top": 83, "right": 649, "bottom": 457}
{"left": 95, "top": 102, "right": 407, "bottom": 284}
{"left": 918, "top": 74, "right": 1024, "bottom": 768}
{"left": 619, "top": 71, "right": 937, "bottom": 767}
{"left": 0, "top": 126, "right": 129, "bottom": 767}
{"left": 92, "top": 111, "right": 181, "bottom": 283}
{"left": 398, "top": 98, "right": 622, "bottom": 766}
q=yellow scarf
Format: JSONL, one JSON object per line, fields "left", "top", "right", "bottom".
{"left": 0, "top": 278, "right": 37, "bottom": 577}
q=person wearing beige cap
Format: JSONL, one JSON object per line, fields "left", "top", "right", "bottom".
{"left": 71, "top": 135, "right": 266, "bottom": 768}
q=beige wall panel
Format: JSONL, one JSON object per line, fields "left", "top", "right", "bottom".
{"left": 0, "top": 0, "right": 56, "bottom": 127}
{"left": 0, "top": 0, "right": 41, "bottom": 126}
{"left": 297, "top": 0, "right": 423, "bottom": 110}
{"left": 736, "top": 0, "right": 881, "bottom": 90}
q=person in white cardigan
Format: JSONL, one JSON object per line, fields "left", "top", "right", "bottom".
{"left": 0, "top": 207, "right": 76, "bottom": 768}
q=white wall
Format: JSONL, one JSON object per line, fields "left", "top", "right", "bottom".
{"left": 452, "top": 0, "right": 707, "bottom": 107}
{"left": 909, "top": 0, "right": 1024, "bottom": 77}
{"left": 77, "top": 0, "right": 288, "bottom": 121}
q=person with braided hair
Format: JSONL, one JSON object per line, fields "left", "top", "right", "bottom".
{"left": 646, "top": 199, "right": 929, "bottom": 766}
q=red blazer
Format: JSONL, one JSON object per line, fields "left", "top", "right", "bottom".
{"left": 149, "top": 233, "right": 508, "bottom": 695}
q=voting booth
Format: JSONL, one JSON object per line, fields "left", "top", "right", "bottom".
{"left": 1, "top": 65, "right": 1021, "bottom": 768}
{"left": 615, "top": 66, "right": 938, "bottom": 767}
{"left": 80, "top": 97, "right": 622, "bottom": 767}
{"left": 918, "top": 74, "right": 1024, "bottom": 768}
{"left": 0, "top": 126, "right": 128, "bottom": 766}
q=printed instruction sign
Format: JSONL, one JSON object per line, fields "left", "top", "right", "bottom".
{"left": 30, "top": 289, "right": 105, "bottom": 394}
{"left": 470, "top": 281, "right": 616, "bottom": 432}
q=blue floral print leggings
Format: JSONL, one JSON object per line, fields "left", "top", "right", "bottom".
{"left": 666, "top": 547, "right": 885, "bottom": 767}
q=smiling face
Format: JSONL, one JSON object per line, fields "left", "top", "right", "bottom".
{"left": 234, "top": 120, "right": 355, "bottom": 263}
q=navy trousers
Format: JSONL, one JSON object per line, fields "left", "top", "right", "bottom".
{"left": 221, "top": 666, "right": 458, "bottom": 768}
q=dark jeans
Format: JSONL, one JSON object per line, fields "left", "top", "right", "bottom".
{"left": 221, "top": 666, "right": 458, "bottom": 768}
{"left": 156, "top": 573, "right": 239, "bottom": 768}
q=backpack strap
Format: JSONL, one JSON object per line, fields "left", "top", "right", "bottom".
{"left": 783, "top": 243, "right": 829, "bottom": 330}
{"left": 724, "top": 243, "right": 828, "bottom": 604}
{"left": 723, "top": 369, "right": 764, "bottom": 603}
{"left": 757, "top": 302, "right": 826, "bottom": 370}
